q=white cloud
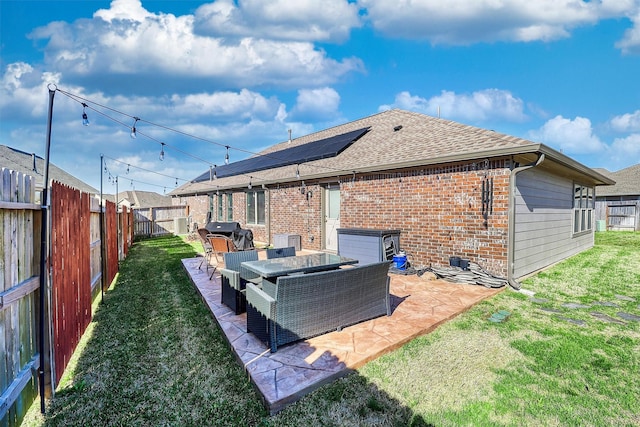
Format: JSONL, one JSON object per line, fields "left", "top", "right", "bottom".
{"left": 94, "top": 0, "right": 152, "bottom": 22}
{"left": 380, "top": 89, "right": 527, "bottom": 123}
{"left": 194, "top": 0, "right": 361, "bottom": 42}
{"left": 291, "top": 87, "right": 341, "bottom": 120}
{"left": 0, "top": 64, "right": 306, "bottom": 191}
{"left": 27, "top": 0, "right": 363, "bottom": 92}
{"left": 529, "top": 115, "right": 606, "bottom": 153}
{"left": 611, "top": 133, "right": 640, "bottom": 159}
{"left": 173, "top": 89, "right": 283, "bottom": 121}
{"left": 610, "top": 110, "right": 640, "bottom": 132}
{"left": 615, "top": 9, "right": 640, "bottom": 53}
{"left": 358, "top": 0, "right": 640, "bottom": 47}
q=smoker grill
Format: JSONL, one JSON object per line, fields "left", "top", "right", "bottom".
{"left": 205, "top": 221, "right": 254, "bottom": 251}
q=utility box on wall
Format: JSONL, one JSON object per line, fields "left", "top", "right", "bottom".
{"left": 337, "top": 228, "right": 401, "bottom": 265}
{"left": 274, "top": 233, "right": 302, "bottom": 251}
{"left": 174, "top": 217, "right": 188, "bottom": 235}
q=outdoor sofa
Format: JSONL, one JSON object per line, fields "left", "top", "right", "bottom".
{"left": 246, "top": 261, "right": 392, "bottom": 352}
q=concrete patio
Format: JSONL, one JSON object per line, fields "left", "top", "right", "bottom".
{"left": 182, "top": 252, "right": 503, "bottom": 414}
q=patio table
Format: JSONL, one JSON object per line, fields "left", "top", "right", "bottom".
{"left": 240, "top": 253, "right": 358, "bottom": 281}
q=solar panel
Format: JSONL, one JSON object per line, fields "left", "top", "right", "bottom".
{"left": 193, "top": 127, "right": 369, "bottom": 182}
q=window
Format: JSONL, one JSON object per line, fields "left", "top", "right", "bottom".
{"left": 226, "top": 194, "right": 233, "bottom": 221}
{"left": 246, "top": 190, "right": 265, "bottom": 225}
{"left": 573, "top": 184, "right": 594, "bottom": 234}
{"left": 217, "top": 193, "right": 223, "bottom": 221}
{"left": 208, "top": 194, "right": 215, "bottom": 222}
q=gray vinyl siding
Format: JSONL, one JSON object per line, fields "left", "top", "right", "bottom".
{"left": 513, "top": 168, "right": 594, "bottom": 278}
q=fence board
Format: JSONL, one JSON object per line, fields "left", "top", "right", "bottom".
{"left": 0, "top": 168, "right": 38, "bottom": 425}
{"left": 105, "top": 200, "right": 118, "bottom": 288}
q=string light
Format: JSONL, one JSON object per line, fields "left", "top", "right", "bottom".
{"left": 296, "top": 164, "right": 300, "bottom": 179}
{"left": 248, "top": 176, "right": 252, "bottom": 189}
{"left": 130, "top": 117, "right": 139, "bottom": 139}
{"left": 57, "top": 87, "right": 362, "bottom": 192}
{"left": 126, "top": 164, "right": 130, "bottom": 174}
{"left": 82, "top": 103, "right": 90, "bottom": 126}
{"left": 159, "top": 143, "right": 165, "bottom": 161}
{"left": 59, "top": 88, "right": 355, "bottom": 184}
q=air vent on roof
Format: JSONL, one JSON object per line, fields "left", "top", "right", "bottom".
{"left": 394, "top": 125, "right": 403, "bottom": 131}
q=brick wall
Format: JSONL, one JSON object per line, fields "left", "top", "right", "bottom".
{"left": 180, "top": 159, "right": 512, "bottom": 276}
{"left": 339, "top": 160, "right": 510, "bottom": 276}
{"left": 175, "top": 194, "right": 210, "bottom": 229}
{"left": 267, "top": 183, "right": 323, "bottom": 250}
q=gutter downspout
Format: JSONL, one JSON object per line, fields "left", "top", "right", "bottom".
{"left": 507, "top": 153, "right": 545, "bottom": 290}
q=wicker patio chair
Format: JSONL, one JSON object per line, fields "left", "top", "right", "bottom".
{"left": 219, "top": 250, "right": 260, "bottom": 314}
{"left": 265, "top": 246, "right": 296, "bottom": 259}
{"left": 246, "top": 261, "right": 392, "bottom": 352}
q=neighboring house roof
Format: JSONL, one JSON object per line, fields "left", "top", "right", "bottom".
{"left": 171, "top": 109, "right": 614, "bottom": 195}
{"left": 107, "top": 190, "right": 173, "bottom": 208}
{"left": 594, "top": 164, "right": 640, "bottom": 197}
{"left": 0, "top": 144, "right": 98, "bottom": 194}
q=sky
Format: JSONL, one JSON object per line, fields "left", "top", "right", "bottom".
{"left": 1, "top": 0, "right": 639, "bottom": 194}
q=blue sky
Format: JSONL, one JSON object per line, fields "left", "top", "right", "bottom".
{"left": 1, "top": 0, "right": 639, "bottom": 194}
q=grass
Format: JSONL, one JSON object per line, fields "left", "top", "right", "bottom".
{"left": 23, "top": 232, "right": 640, "bottom": 426}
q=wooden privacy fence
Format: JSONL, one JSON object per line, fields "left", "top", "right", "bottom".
{"left": 1, "top": 168, "right": 132, "bottom": 426}
{"left": 50, "top": 182, "right": 93, "bottom": 385}
{"left": 607, "top": 202, "right": 639, "bottom": 231}
{"left": 133, "top": 205, "right": 188, "bottom": 238}
{"left": 0, "top": 169, "right": 40, "bottom": 426}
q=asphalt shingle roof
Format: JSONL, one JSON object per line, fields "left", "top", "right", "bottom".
{"left": 0, "top": 144, "right": 98, "bottom": 194}
{"left": 595, "top": 164, "right": 640, "bottom": 197}
{"left": 172, "top": 109, "right": 612, "bottom": 195}
{"left": 107, "top": 190, "right": 173, "bottom": 208}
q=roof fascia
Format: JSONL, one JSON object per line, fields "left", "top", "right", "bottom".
{"left": 171, "top": 143, "right": 615, "bottom": 196}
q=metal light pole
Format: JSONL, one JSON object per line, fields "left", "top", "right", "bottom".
{"left": 100, "top": 154, "right": 105, "bottom": 299}
{"left": 38, "top": 84, "right": 56, "bottom": 413}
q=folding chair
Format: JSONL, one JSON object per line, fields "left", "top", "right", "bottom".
{"left": 206, "top": 234, "right": 237, "bottom": 279}
{"left": 197, "top": 228, "right": 214, "bottom": 273}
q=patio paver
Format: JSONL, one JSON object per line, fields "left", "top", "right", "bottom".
{"left": 182, "top": 255, "right": 502, "bottom": 414}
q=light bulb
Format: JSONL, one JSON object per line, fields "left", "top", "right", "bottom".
{"left": 159, "top": 144, "right": 165, "bottom": 161}
{"left": 82, "top": 103, "right": 90, "bottom": 126}
{"left": 225, "top": 146, "right": 230, "bottom": 165}
{"left": 296, "top": 165, "right": 300, "bottom": 179}
{"left": 130, "top": 117, "right": 139, "bottom": 139}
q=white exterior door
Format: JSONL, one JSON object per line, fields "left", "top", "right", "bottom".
{"left": 324, "top": 188, "right": 340, "bottom": 251}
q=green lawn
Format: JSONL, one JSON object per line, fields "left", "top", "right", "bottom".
{"left": 23, "top": 232, "right": 640, "bottom": 426}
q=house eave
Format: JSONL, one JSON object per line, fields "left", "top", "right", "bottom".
{"left": 170, "top": 143, "right": 615, "bottom": 197}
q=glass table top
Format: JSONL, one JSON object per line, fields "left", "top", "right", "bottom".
{"left": 240, "top": 253, "right": 358, "bottom": 278}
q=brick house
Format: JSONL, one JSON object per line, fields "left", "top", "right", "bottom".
{"left": 171, "top": 109, "right": 614, "bottom": 286}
